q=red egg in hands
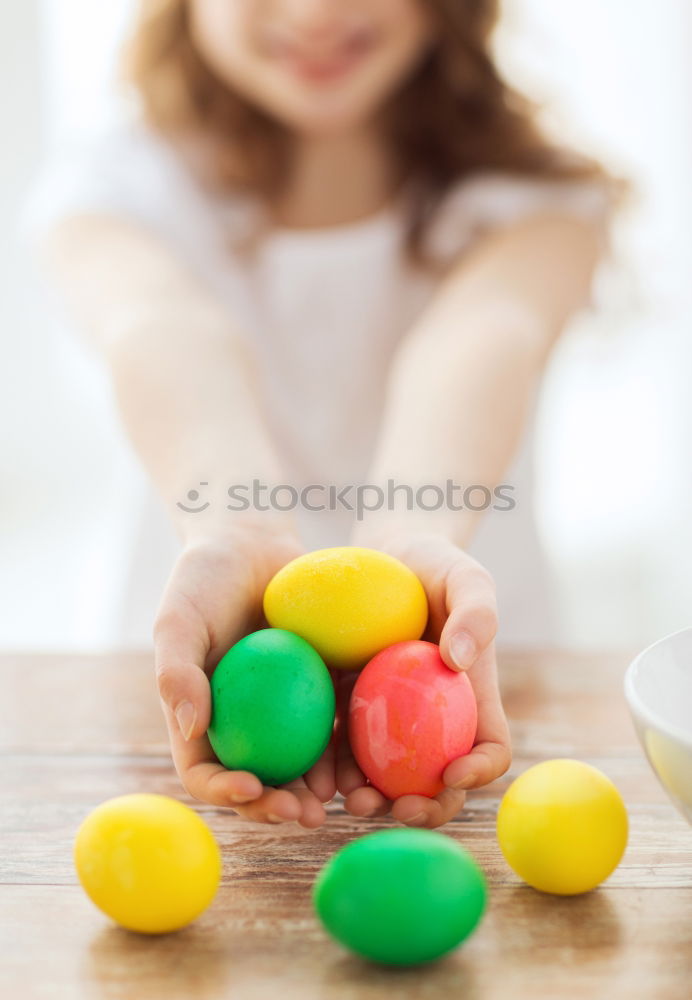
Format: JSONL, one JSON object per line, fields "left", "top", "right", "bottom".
{"left": 349, "top": 640, "right": 478, "bottom": 799}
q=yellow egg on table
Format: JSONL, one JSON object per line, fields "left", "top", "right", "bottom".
{"left": 496, "top": 759, "right": 628, "bottom": 895}
{"left": 263, "top": 546, "right": 428, "bottom": 671}
{"left": 74, "top": 794, "right": 221, "bottom": 934}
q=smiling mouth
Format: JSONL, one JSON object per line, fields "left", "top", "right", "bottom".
{"left": 268, "top": 28, "right": 377, "bottom": 84}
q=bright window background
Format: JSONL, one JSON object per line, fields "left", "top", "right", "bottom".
{"left": 2, "top": 0, "right": 691, "bottom": 650}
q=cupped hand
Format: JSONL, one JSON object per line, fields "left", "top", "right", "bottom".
{"left": 152, "top": 523, "right": 337, "bottom": 828}
{"left": 337, "top": 530, "right": 512, "bottom": 829}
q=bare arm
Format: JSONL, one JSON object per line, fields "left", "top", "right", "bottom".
{"left": 40, "top": 214, "right": 292, "bottom": 544}
{"left": 356, "top": 211, "right": 603, "bottom": 547}
{"left": 340, "top": 212, "right": 603, "bottom": 828}
{"left": 39, "top": 216, "right": 334, "bottom": 827}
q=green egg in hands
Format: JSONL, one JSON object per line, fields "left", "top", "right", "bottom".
{"left": 208, "top": 628, "right": 335, "bottom": 786}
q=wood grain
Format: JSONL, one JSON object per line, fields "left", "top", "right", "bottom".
{"left": 1, "top": 647, "right": 691, "bottom": 1000}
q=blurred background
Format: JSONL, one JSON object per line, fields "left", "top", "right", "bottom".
{"left": 1, "top": 0, "right": 691, "bottom": 651}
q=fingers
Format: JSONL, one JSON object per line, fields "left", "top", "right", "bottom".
{"left": 156, "top": 662, "right": 212, "bottom": 742}
{"left": 335, "top": 737, "right": 367, "bottom": 797}
{"left": 164, "top": 705, "right": 314, "bottom": 824}
{"left": 443, "top": 642, "right": 512, "bottom": 790}
{"left": 232, "top": 788, "right": 304, "bottom": 824}
{"left": 152, "top": 540, "right": 332, "bottom": 826}
{"left": 333, "top": 670, "right": 392, "bottom": 818}
{"left": 303, "top": 670, "right": 342, "bottom": 802}
{"left": 343, "top": 785, "right": 392, "bottom": 818}
{"left": 332, "top": 670, "right": 367, "bottom": 797}
{"left": 153, "top": 542, "right": 262, "bottom": 742}
{"left": 184, "top": 760, "right": 267, "bottom": 806}
{"left": 162, "top": 697, "right": 264, "bottom": 800}
{"left": 304, "top": 739, "right": 337, "bottom": 803}
{"left": 439, "top": 555, "right": 499, "bottom": 672}
{"left": 391, "top": 788, "right": 467, "bottom": 829}
{"left": 442, "top": 738, "right": 511, "bottom": 791}
{"left": 345, "top": 786, "right": 466, "bottom": 828}
{"left": 163, "top": 694, "right": 330, "bottom": 826}
{"left": 280, "top": 777, "right": 327, "bottom": 829}
{"left": 154, "top": 611, "right": 213, "bottom": 742}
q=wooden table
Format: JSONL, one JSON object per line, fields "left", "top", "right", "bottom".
{"left": 2, "top": 648, "right": 691, "bottom": 1000}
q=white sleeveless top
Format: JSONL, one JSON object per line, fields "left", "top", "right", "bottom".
{"left": 24, "top": 120, "right": 609, "bottom": 648}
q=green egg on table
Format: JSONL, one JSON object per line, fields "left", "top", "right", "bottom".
{"left": 313, "top": 828, "right": 487, "bottom": 966}
{"left": 208, "top": 628, "right": 335, "bottom": 786}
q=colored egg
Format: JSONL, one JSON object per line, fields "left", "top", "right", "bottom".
{"left": 263, "top": 546, "right": 428, "bottom": 671}
{"left": 208, "top": 628, "right": 335, "bottom": 786}
{"left": 313, "top": 828, "right": 487, "bottom": 965}
{"left": 74, "top": 794, "right": 221, "bottom": 934}
{"left": 349, "top": 640, "right": 477, "bottom": 799}
{"left": 496, "top": 759, "right": 629, "bottom": 895}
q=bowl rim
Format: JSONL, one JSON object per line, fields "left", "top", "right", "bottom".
{"left": 624, "top": 623, "right": 692, "bottom": 751}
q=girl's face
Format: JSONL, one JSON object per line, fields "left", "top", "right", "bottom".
{"left": 189, "top": 0, "right": 437, "bottom": 135}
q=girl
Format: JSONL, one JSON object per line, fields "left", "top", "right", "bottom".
{"left": 29, "top": 0, "right": 616, "bottom": 830}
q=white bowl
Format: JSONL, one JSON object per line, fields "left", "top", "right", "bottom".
{"left": 624, "top": 624, "right": 692, "bottom": 826}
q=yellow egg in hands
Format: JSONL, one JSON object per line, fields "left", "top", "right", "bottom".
{"left": 263, "top": 546, "right": 428, "bottom": 671}
{"left": 496, "top": 759, "right": 628, "bottom": 895}
{"left": 74, "top": 794, "right": 221, "bottom": 933}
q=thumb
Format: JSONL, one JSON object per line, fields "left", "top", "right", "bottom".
{"left": 153, "top": 612, "right": 212, "bottom": 741}
{"left": 439, "top": 560, "right": 498, "bottom": 672}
